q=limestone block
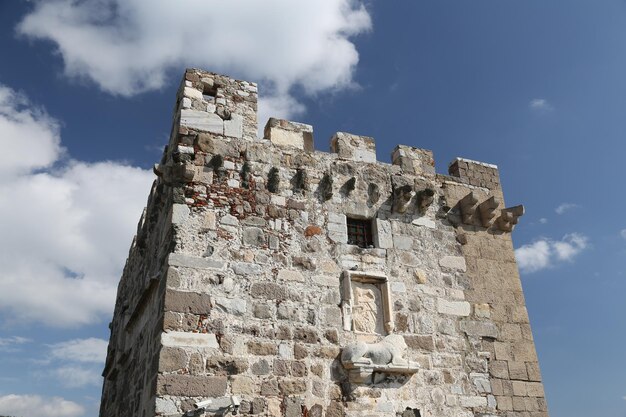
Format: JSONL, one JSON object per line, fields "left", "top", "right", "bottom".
{"left": 157, "top": 375, "right": 226, "bottom": 397}
{"left": 161, "top": 331, "right": 219, "bottom": 348}
{"left": 264, "top": 118, "right": 314, "bottom": 151}
{"left": 224, "top": 114, "right": 244, "bottom": 138}
{"left": 158, "top": 347, "right": 188, "bottom": 372}
{"left": 164, "top": 290, "right": 212, "bottom": 314}
{"left": 391, "top": 145, "right": 435, "bottom": 176}
{"left": 439, "top": 256, "right": 467, "bottom": 271}
{"left": 250, "top": 282, "right": 288, "bottom": 300}
{"left": 460, "top": 320, "right": 499, "bottom": 338}
{"left": 373, "top": 219, "right": 393, "bottom": 249}
{"left": 331, "top": 132, "right": 376, "bottom": 163}
{"left": 459, "top": 396, "right": 487, "bottom": 408}
{"left": 180, "top": 109, "right": 223, "bottom": 134}
{"left": 155, "top": 398, "right": 177, "bottom": 415}
{"left": 437, "top": 299, "right": 471, "bottom": 316}
{"left": 168, "top": 253, "right": 226, "bottom": 270}
{"left": 243, "top": 227, "right": 266, "bottom": 246}
{"left": 171, "top": 203, "right": 189, "bottom": 225}
{"left": 183, "top": 86, "right": 203, "bottom": 101}
{"left": 231, "top": 262, "right": 262, "bottom": 275}
{"left": 213, "top": 297, "right": 247, "bottom": 316}
{"left": 277, "top": 269, "right": 305, "bottom": 282}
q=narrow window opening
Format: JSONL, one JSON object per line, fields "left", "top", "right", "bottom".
{"left": 347, "top": 218, "right": 373, "bottom": 248}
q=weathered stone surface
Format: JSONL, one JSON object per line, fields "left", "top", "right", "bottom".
{"left": 161, "top": 332, "right": 219, "bottom": 348}
{"left": 438, "top": 299, "right": 471, "bottom": 316}
{"left": 460, "top": 320, "right": 499, "bottom": 338}
{"left": 164, "top": 290, "right": 212, "bottom": 314}
{"left": 250, "top": 282, "right": 287, "bottom": 300}
{"left": 331, "top": 132, "right": 376, "bottom": 163}
{"left": 168, "top": 253, "right": 225, "bottom": 270}
{"left": 158, "top": 347, "right": 188, "bottom": 372}
{"left": 439, "top": 256, "right": 467, "bottom": 271}
{"left": 213, "top": 296, "right": 247, "bottom": 315}
{"left": 180, "top": 109, "right": 224, "bottom": 134}
{"left": 277, "top": 269, "right": 305, "bottom": 282}
{"left": 232, "top": 262, "right": 262, "bottom": 275}
{"left": 102, "top": 68, "right": 548, "bottom": 417}
{"left": 404, "top": 335, "right": 435, "bottom": 351}
{"left": 157, "top": 375, "right": 227, "bottom": 396}
{"left": 247, "top": 341, "right": 278, "bottom": 356}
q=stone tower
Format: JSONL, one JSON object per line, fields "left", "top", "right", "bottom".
{"left": 100, "top": 69, "right": 549, "bottom": 417}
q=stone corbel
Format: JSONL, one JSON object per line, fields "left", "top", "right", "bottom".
{"left": 459, "top": 192, "right": 478, "bottom": 224}
{"left": 497, "top": 205, "right": 525, "bottom": 232}
{"left": 478, "top": 196, "right": 499, "bottom": 228}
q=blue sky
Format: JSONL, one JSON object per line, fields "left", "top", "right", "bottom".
{"left": 0, "top": 1, "right": 625, "bottom": 416}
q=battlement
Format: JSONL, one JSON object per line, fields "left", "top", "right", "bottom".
{"left": 175, "top": 69, "right": 499, "bottom": 189}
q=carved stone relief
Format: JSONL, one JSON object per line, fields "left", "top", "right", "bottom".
{"left": 341, "top": 270, "right": 393, "bottom": 335}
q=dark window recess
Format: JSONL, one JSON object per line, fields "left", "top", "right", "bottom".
{"left": 347, "top": 218, "right": 373, "bottom": 248}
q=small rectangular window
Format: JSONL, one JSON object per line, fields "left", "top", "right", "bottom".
{"left": 347, "top": 218, "right": 373, "bottom": 248}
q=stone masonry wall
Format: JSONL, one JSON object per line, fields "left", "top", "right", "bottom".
{"left": 100, "top": 69, "right": 549, "bottom": 417}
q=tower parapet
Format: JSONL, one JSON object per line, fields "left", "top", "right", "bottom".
{"left": 100, "top": 69, "right": 548, "bottom": 417}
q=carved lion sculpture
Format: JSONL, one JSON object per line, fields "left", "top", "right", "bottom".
{"left": 341, "top": 334, "right": 409, "bottom": 367}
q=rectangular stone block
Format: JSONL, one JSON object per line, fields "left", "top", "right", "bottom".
{"left": 437, "top": 299, "right": 471, "bottom": 316}
{"left": 180, "top": 109, "right": 224, "bottom": 134}
{"left": 331, "top": 132, "right": 376, "bottom": 162}
{"left": 264, "top": 118, "right": 314, "bottom": 151}
{"left": 164, "top": 290, "right": 212, "bottom": 314}
{"left": 391, "top": 145, "right": 435, "bottom": 176}
{"left": 373, "top": 219, "right": 393, "bottom": 249}
{"left": 161, "top": 332, "right": 219, "bottom": 348}
{"left": 459, "top": 396, "right": 487, "bottom": 408}
{"left": 508, "top": 361, "right": 529, "bottom": 380}
{"left": 224, "top": 114, "right": 243, "bottom": 138}
{"left": 439, "top": 256, "right": 467, "bottom": 271}
{"left": 168, "top": 253, "right": 226, "bottom": 270}
{"left": 460, "top": 320, "right": 498, "bottom": 338}
{"left": 157, "top": 375, "right": 227, "bottom": 397}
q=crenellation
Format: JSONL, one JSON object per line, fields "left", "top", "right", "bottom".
{"left": 100, "top": 69, "right": 547, "bottom": 417}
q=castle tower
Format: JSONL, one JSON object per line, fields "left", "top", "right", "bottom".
{"left": 100, "top": 69, "right": 549, "bottom": 417}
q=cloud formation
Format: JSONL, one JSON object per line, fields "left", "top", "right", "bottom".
{"left": 555, "top": 203, "right": 578, "bottom": 215}
{"left": 49, "top": 338, "right": 108, "bottom": 363}
{"left": 0, "top": 336, "right": 31, "bottom": 352}
{"left": 0, "top": 394, "right": 84, "bottom": 417}
{"left": 620, "top": 229, "right": 626, "bottom": 240}
{"left": 0, "top": 84, "right": 153, "bottom": 327}
{"left": 17, "top": 0, "right": 371, "bottom": 122}
{"left": 529, "top": 98, "right": 554, "bottom": 112}
{"left": 515, "top": 233, "right": 588, "bottom": 273}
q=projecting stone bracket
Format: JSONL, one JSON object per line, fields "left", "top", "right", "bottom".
{"left": 341, "top": 335, "right": 420, "bottom": 384}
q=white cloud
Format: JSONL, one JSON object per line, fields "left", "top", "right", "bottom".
{"left": 54, "top": 366, "right": 102, "bottom": 388}
{"left": 529, "top": 98, "right": 554, "bottom": 112}
{"left": 516, "top": 233, "right": 588, "bottom": 273}
{"left": 555, "top": 203, "right": 578, "bottom": 215}
{"left": 539, "top": 218, "right": 548, "bottom": 224}
{"left": 0, "top": 394, "right": 84, "bottom": 417}
{"left": 17, "top": 0, "right": 372, "bottom": 122}
{"left": 620, "top": 229, "right": 626, "bottom": 240}
{"left": 49, "top": 338, "right": 108, "bottom": 363}
{"left": 0, "top": 83, "right": 153, "bottom": 327}
{"left": 516, "top": 240, "right": 551, "bottom": 273}
{"left": 0, "top": 336, "right": 31, "bottom": 352}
